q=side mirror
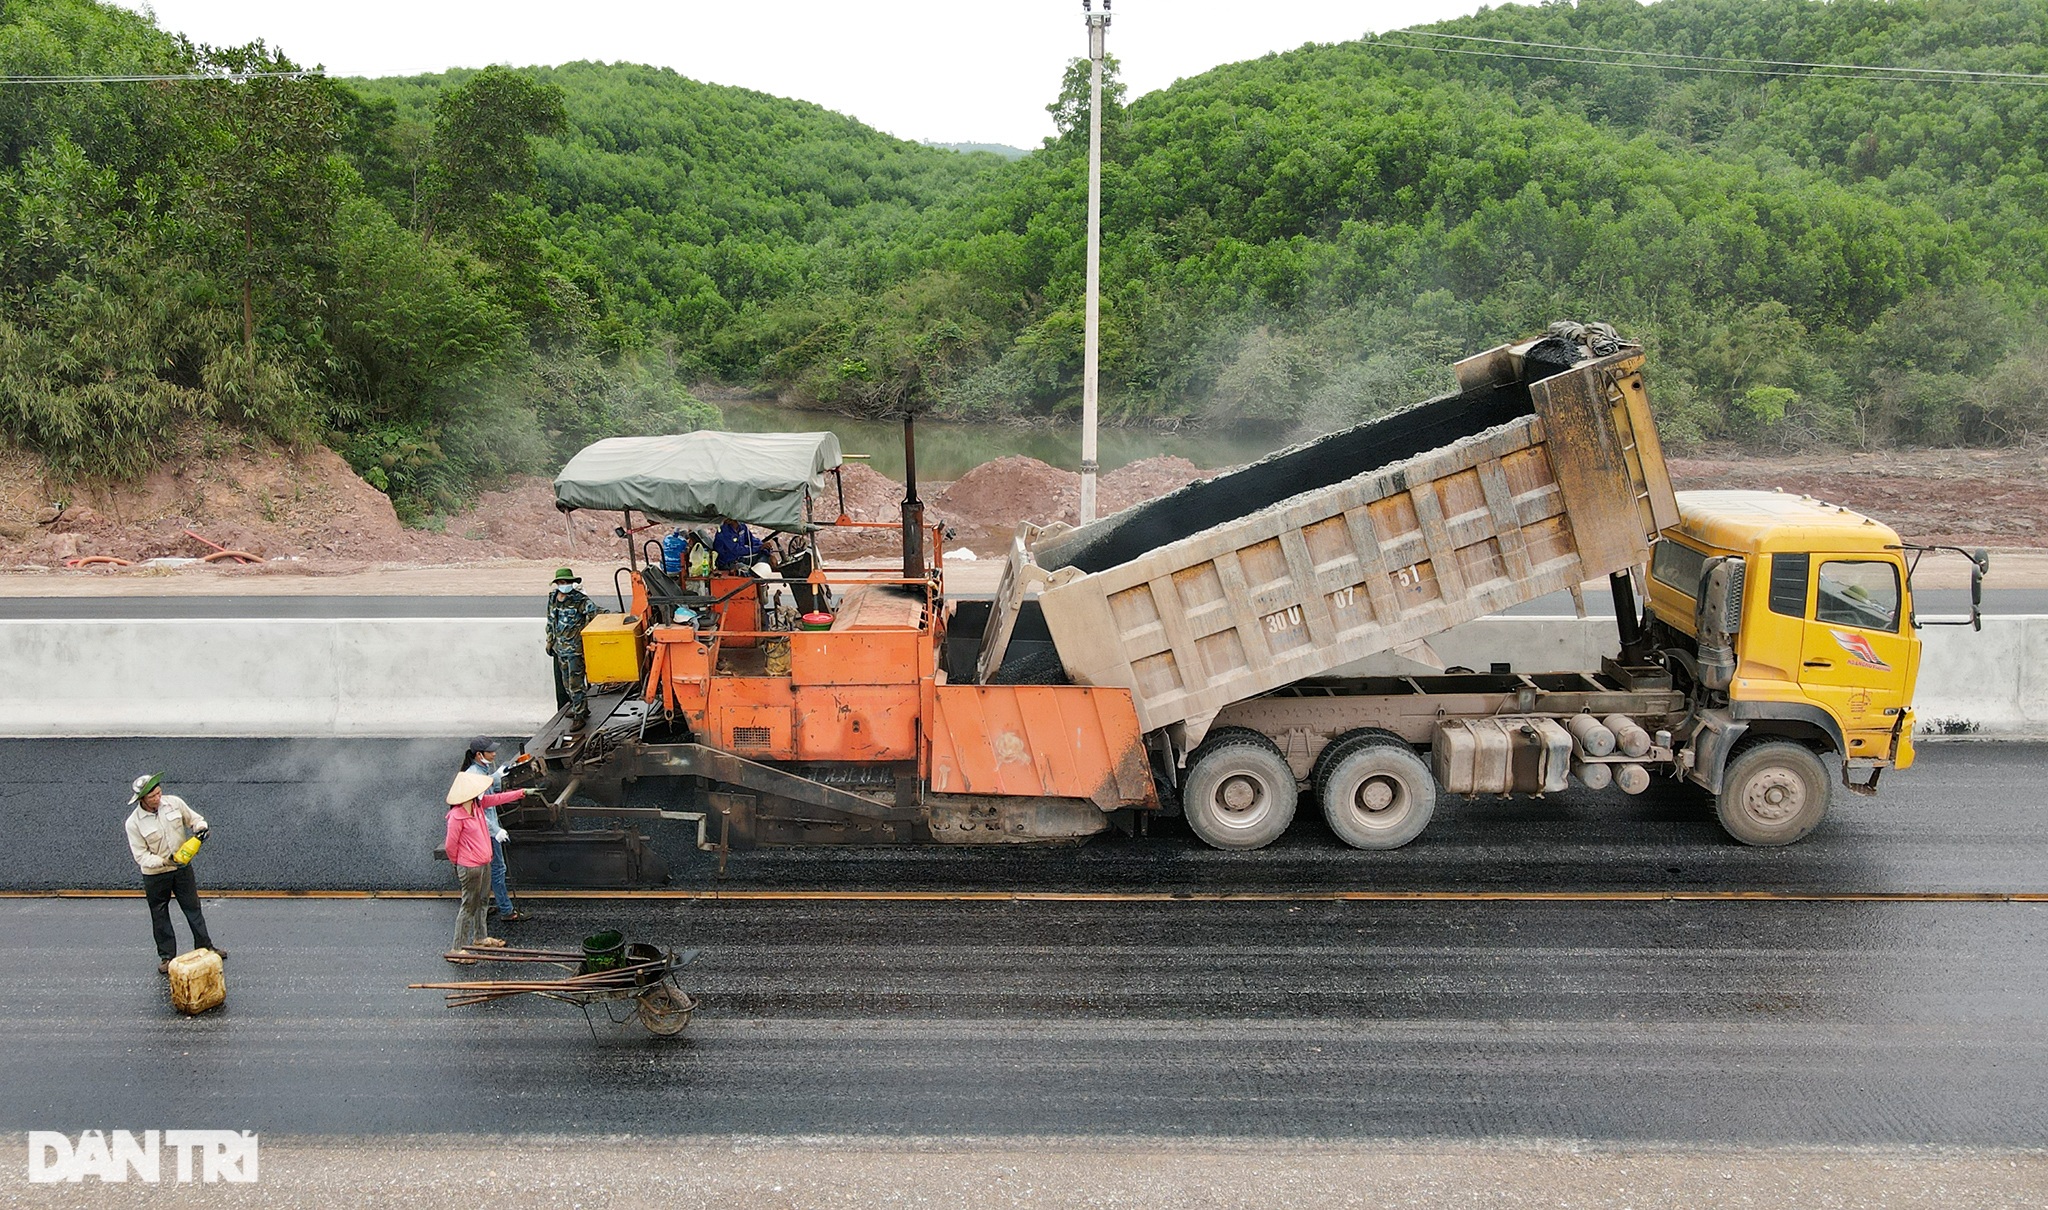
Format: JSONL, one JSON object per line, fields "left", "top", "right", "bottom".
{"left": 1971, "top": 549, "right": 1990, "bottom": 631}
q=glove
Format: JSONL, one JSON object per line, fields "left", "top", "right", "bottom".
{"left": 494, "top": 828, "right": 510, "bottom": 843}
{"left": 194, "top": 828, "right": 210, "bottom": 841}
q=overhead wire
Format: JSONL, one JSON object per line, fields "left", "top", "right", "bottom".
{"left": 1380, "top": 28, "right": 2048, "bottom": 87}
{"left": 0, "top": 70, "right": 323, "bottom": 85}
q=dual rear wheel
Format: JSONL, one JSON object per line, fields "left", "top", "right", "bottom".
{"left": 1180, "top": 728, "right": 1437, "bottom": 852}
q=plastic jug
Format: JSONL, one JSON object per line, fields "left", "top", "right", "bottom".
{"left": 172, "top": 836, "right": 202, "bottom": 866}
{"left": 661, "top": 530, "right": 687, "bottom": 575}
{"left": 168, "top": 948, "right": 225, "bottom": 1015}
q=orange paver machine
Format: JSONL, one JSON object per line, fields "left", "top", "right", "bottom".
{"left": 510, "top": 424, "right": 1157, "bottom": 861}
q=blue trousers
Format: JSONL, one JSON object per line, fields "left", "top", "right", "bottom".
{"left": 489, "top": 834, "right": 514, "bottom": 914}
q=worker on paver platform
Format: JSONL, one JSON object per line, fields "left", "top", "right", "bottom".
{"left": 123, "top": 773, "right": 225, "bottom": 975}
{"left": 546, "top": 567, "right": 603, "bottom": 728}
{"left": 712, "top": 517, "right": 771, "bottom": 572}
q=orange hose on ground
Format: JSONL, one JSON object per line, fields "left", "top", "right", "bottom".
{"left": 200, "top": 550, "right": 262, "bottom": 564}
{"left": 64, "top": 556, "right": 132, "bottom": 567}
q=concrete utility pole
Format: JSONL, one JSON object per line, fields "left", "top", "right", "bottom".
{"left": 1079, "top": 0, "right": 1110, "bottom": 524}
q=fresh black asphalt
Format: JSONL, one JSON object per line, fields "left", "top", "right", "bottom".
{"left": 2, "top": 739, "right": 2041, "bottom": 894}
{"left": 4, "top": 739, "right": 2043, "bottom": 1145}
{"left": 1, "top": 894, "right": 2043, "bottom": 1143}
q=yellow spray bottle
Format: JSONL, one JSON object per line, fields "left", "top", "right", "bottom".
{"left": 173, "top": 835, "right": 203, "bottom": 866}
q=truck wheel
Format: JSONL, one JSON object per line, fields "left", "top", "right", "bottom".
{"left": 1182, "top": 737, "right": 1298, "bottom": 851}
{"left": 1716, "top": 741, "right": 1830, "bottom": 846}
{"left": 1320, "top": 740, "right": 1436, "bottom": 850}
{"left": 1308, "top": 727, "right": 1405, "bottom": 804}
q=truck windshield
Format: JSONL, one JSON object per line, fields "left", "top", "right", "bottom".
{"left": 1815, "top": 560, "right": 1900, "bottom": 632}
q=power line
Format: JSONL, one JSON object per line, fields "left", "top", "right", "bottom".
{"left": 1402, "top": 28, "right": 2048, "bottom": 82}
{"left": 1380, "top": 29, "right": 2048, "bottom": 87}
{"left": 0, "top": 70, "right": 323, "bottom": 86}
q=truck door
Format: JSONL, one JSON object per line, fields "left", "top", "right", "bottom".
{"left": 1792, "top": 554, "right": 1913, "bottom": 758}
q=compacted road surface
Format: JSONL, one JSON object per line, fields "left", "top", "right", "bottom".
{"left": 2, "top": 740, "right": 2044, "bottom": 1205}
{"left": 3, "top": 893, "right": 2045, "bottom": 1145}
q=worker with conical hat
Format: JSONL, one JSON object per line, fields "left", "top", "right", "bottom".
{"left": 443, "top": 770, "right": 535, "bottom": 962}
{"left": 546, "top": 567, "right": 602, "bottom": 730}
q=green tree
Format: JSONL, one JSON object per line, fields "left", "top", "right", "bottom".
{"left": 173, "top": 41, "right": 342, "bottom": 388}
{"left": 419, "top": 65, "right": 566, "bottom": 245}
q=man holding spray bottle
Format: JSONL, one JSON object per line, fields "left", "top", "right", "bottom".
{"left": 124, "top": 773, "right": 224, "bottom": 974}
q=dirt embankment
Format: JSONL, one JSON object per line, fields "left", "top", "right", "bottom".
{"left": 0, "top": 432, "right": 1212, "bottom": 574}
{"left": 3, "top": 429, "right": 2044, "bottom": 582}
{"left": 812, "top": 456, "right": 1212, "bottom": 560}
{"left": 1667, "top": 446, "right": 2048, "bottom": 549}
{"left": 0, "top": 432, "right": 617, "bottom": 572}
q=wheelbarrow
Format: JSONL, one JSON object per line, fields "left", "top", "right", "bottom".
{"left": 411, "top": 941, "right": 699, "bottom": 1037}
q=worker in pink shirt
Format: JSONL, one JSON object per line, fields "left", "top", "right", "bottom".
{"left": 443, "top": 770, "right": 537, "bottom": 963}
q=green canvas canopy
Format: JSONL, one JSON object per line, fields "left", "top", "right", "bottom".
{"left": 552, "top": 431, "right": 843, "bottom": 532}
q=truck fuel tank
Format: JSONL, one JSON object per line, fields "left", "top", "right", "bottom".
{"left": 1433, "top": 716, "right": 1573, "bottom": 795}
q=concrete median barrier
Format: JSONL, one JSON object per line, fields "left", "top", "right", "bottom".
{"left": 0, "top": 618, "right": 553, "bottom": 737}
{"left": 0, "top": 614, "right": 2038, "bottom": 739}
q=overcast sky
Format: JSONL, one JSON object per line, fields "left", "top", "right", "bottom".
{"left": 115, "top": 1, "right": 1495, "bottom": 148}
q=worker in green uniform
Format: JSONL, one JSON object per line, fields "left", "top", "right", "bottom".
{"left": 546, "top": 567, "right": 603, "bottom": 728}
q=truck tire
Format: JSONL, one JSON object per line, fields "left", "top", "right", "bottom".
{"left": 1181, "top": 737, "right": 1298, "bottom": 851}
{"left": 1716, "top": 741, "right": 1830, "bottom": 846}
{"left": 1319, "top": 739, "right": 1437, "bottom": 850}
{"left": 1308, "top": 727, "right": 1405, "bottom": 804}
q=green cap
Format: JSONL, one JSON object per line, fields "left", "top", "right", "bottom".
{"left": 552, "top": 567, "right": 579, "bottom": 584}
{"left": 128, "top": 772, "right": 163, "bottom": 805}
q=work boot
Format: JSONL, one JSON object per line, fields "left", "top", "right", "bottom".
{"left": 158, "top": 960, "right": 170, "bottom": 974}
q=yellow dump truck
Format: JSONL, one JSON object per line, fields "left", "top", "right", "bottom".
{"left": 971, "top": 325, "right": 1987, "bottom": 849}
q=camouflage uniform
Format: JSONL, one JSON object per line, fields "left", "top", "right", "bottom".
{"left": 546, "top": 586, "right": 603, "bottom": 723}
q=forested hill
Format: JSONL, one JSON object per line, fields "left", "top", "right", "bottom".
{"left": 350, "top": 65, "right": 1006, "bottom": 342}
{"left": 878, "top": 0, "right": 2048, "bottom": 449}
{"left": 4, "top": 0, "right": 2047, "bottom": 523}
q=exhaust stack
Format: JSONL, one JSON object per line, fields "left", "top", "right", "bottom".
{"left": 901, "top": 413, "right": 925, "bottom": 581}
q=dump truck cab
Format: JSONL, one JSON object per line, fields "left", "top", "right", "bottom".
{"left": 1643, "top": 490, "right": 1936, "bottom": 841}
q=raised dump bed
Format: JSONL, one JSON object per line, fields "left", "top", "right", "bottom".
{"left": 976, "top": 329, "right": 1679, "bottom": 748}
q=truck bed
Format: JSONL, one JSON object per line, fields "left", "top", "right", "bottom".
{"left": 977, "top": 333, "right": 1679, "bottom": 749}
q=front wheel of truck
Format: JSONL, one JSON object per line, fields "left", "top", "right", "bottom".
{"left": 1716, "top": 741, "right": 1830, "bottom": 846}
{"left": 1182, "top": 737, "right": 1298, "bottom": 851}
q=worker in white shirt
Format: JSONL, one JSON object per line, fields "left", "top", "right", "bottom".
{"left": 123, "top": 773, "right": 224, "bottom": 974}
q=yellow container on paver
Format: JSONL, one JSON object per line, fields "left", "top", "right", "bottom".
{"left": 168, "top": 948, "right": 224, "bottom": 1015}
{"left": 580, "top": 613, "right": 644, "bottom": 683}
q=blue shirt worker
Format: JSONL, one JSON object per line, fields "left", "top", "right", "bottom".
{"left": 546, "top": 567, "right": 603, "bottom": 727}
{"left": 712, "top": 518, "right": 769, "bottom": 572}
{"left": 463, "top": 738, "right": 527, "bottom": 923}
